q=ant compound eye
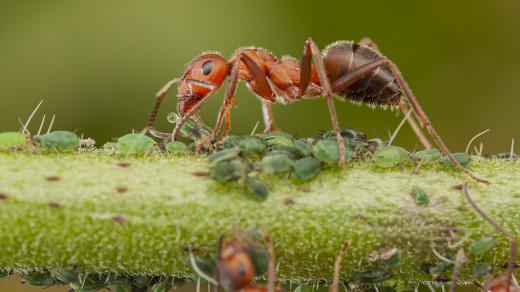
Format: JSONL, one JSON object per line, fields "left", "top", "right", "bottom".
{"left": 201, "top": 60, "right": 213, "bottom": 75}
{"left": 237, "top": 262, "right": 246, "bottom": 277}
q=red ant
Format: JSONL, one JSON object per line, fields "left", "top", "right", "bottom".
{"left": 146, "top": 37, "right": 488, "bottom": 184}
{"left": 187, "top": 230, "right": 279, "bottom": 292}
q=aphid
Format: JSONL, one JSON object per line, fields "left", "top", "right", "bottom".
{"left": 456, "top": 183, "right": 518, "bottom": 292}
{"left": 146, "top": 37, "right": 488, "bottom": 184}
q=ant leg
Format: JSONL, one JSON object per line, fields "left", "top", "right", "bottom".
{"left": 212, "top": 53, "right": 275, "bottom": 140}
{"left": 146, "top": 78, "right": 180, "bottom": 137}
{"left": 387, "top": 61, "right": 490, "bottom": 184}
{"left": 330, "top": 240, "right": 350, "bottom": 292}
{"left": 457, "top": 183, "right": 517, "bottom": 290}
{"left": 399, "top": 102, "right": 432, "bottom": 149}
{"left": 263, "top": 233, "right": 276, "bottom": 292}
{"left": 171, "top": 79, "right": 218, "bottom": 141}
{"left": 301, "top": 37, "right": 347, "bottom": 166}
{"left": 261, "top": 100, "right": 279, "bottom": 132}
{"left": 359, "top": 37, "right": 432, "bottom": 149}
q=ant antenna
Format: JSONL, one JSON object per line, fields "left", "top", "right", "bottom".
{"left": 187, "top": 246, "right": 219, "bottom": 286}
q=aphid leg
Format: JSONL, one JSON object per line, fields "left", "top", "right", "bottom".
{"left": 212, "top": 53, "right": 274, "bottom": 140}
{"left": 263, "top": 233, "right": 276, "bottom": 292}
{"left": 387, "top": 61, "right": 490, "bottom": 184}
{"left": 458, "top": 182, "right": 517, "bottom": 291}
{"left": 359, "top": 37, "right": 432, "bottom": 149}
{"left": 170, "top": 79, "right": 217, "bottom": 141}
{"left": 261, "top": 100, "right": 279, "bottom": 133}
{"left": 330, "top": 240, "right": 350, "bottom": 292}
{"left": 301, "top": 37, "right": 347, "bottom": 166}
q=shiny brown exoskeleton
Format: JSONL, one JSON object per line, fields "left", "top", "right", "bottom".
{"left": 146, "top": 37, "right": 489, "bottom": 184}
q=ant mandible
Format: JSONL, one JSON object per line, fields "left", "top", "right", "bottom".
{"left": 146, "top": 37, "right": 489, "bottom": 185}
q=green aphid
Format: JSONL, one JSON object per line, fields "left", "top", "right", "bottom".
{"left": 313, "top": 139, "right": 352, "bottom": 165}
{"left": 116, "top": 133, "right": 155, "bottom": 155}
{"left": 21, "top": 271, "right": 55, "bottom": 286}
{"left": 210, "top": 159, "right": 246, "bottom": 182}
{"left": 472, "top": 262, "right": 492, "bottom": 277}
{"left": 270, "top": 145, "right": 299, "bottom": 158}
{"left": 258, "top": 131, "right": 294, "bottom": 147}
{"left": 430, "top": 261, "right": 453, "bottom": 274}
{"left": 105, "top": 274, "right": 132, "bottom": 286}
{"left": 134, "top": 275, "right": 153, "bottom": 287}
{"left": 440, "top": 152, "right": 471, "bottom": 167}
{"left": 102, "top": 142, "right": 117, "bottom": 153}
{"left": 222, "top": 135, "right": 243, "bottom": 148}
{"left": 261, "top": 154, "right": 293, "bottom": 174}
{"left": 374, "top": 249, "right": 402, "bottom": 268}
{"left": 411, "top": 186, "right": 429, "bottom": 206}
{"left": 208, "top": 147, "right": 240, "bottom": 166}
{"left": 356, "top": 268, "right": 394, "bottom": 283}
{"left": 245, "top": 178, "right": 269, "bottom": 198}
{"left": 0, "top": 132, "right": 27, "bottom": 148}
{"left": 249, "top": 248, "right": 269, "bottom": 276}
{"left": 238, "top": 136, "right": 266, "bottom": 158}
{"left": 150, "top": 282, "right": 170, "bottom": 292}
{"left": 167, "top": 112, "right": 211, "bottom": 140}
{"left": 164, "top": 141, "right": 188, "bottom": 154}
{"left": 113, "top": 282, "right": 132, "bottom": 292}
{"left": 294, "top": 140, "right": 312, "bottom": 157}
{"left": 36, "top": 131, "right": 80, "bottom": 152}
{"left": 414, "top": 148, "right": 441, "bottom": 162}
{"left": 469, "top": 237, "right": 496, "bottom": 255}
{"left": 51, "top": 269, "right": 79, "bottom": 283}
{"left": 292, "top": 157, "right": 321, "bottom": 181}
{"left": 294, "top": 285, "right": 314, "bottom": 292}
{"left": 372, "top": 146, "right": 410, "bottom": 168}
{"left": 70, "top": 273, "right": 107, "bottom": 292}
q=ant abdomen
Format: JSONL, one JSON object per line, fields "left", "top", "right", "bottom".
{"left": 323, "top": 41, "right": 401, "bottom": 108}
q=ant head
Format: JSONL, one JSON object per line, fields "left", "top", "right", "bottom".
{"left": 177, "top": 53, "right": 229, "bottom": 114}
{"left": 218, "top": 236, "right": 255, "bottom": 291}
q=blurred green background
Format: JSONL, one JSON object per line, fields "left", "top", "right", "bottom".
{"left": 1, "top": 0, "right": 520, "bottom": 153}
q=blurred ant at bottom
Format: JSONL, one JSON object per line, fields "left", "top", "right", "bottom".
{"left": 186, "top": 229, "right": 350, "bottom": 292}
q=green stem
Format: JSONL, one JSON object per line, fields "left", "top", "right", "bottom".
{"left": 0, "top": 152, "right": 518, "bottom": 284}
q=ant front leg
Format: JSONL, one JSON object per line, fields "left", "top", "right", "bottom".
{"left": 147, "top": 78, "right": 180, "bottom": 138}
{"left": 300, "top": 37, "right": 347, "bottom": 166}
{"left": 171, "top": 79, "right": 218, "bottom": 141}
{"left": 359, "top": 37, "right": 432, "bottom": 149}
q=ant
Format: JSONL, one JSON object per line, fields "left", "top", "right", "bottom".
{"left": 146, "top": 37, "right": 488, "bottom": 184}
{"left": 187, "top": 229, "right": 279, "bottom": 292}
